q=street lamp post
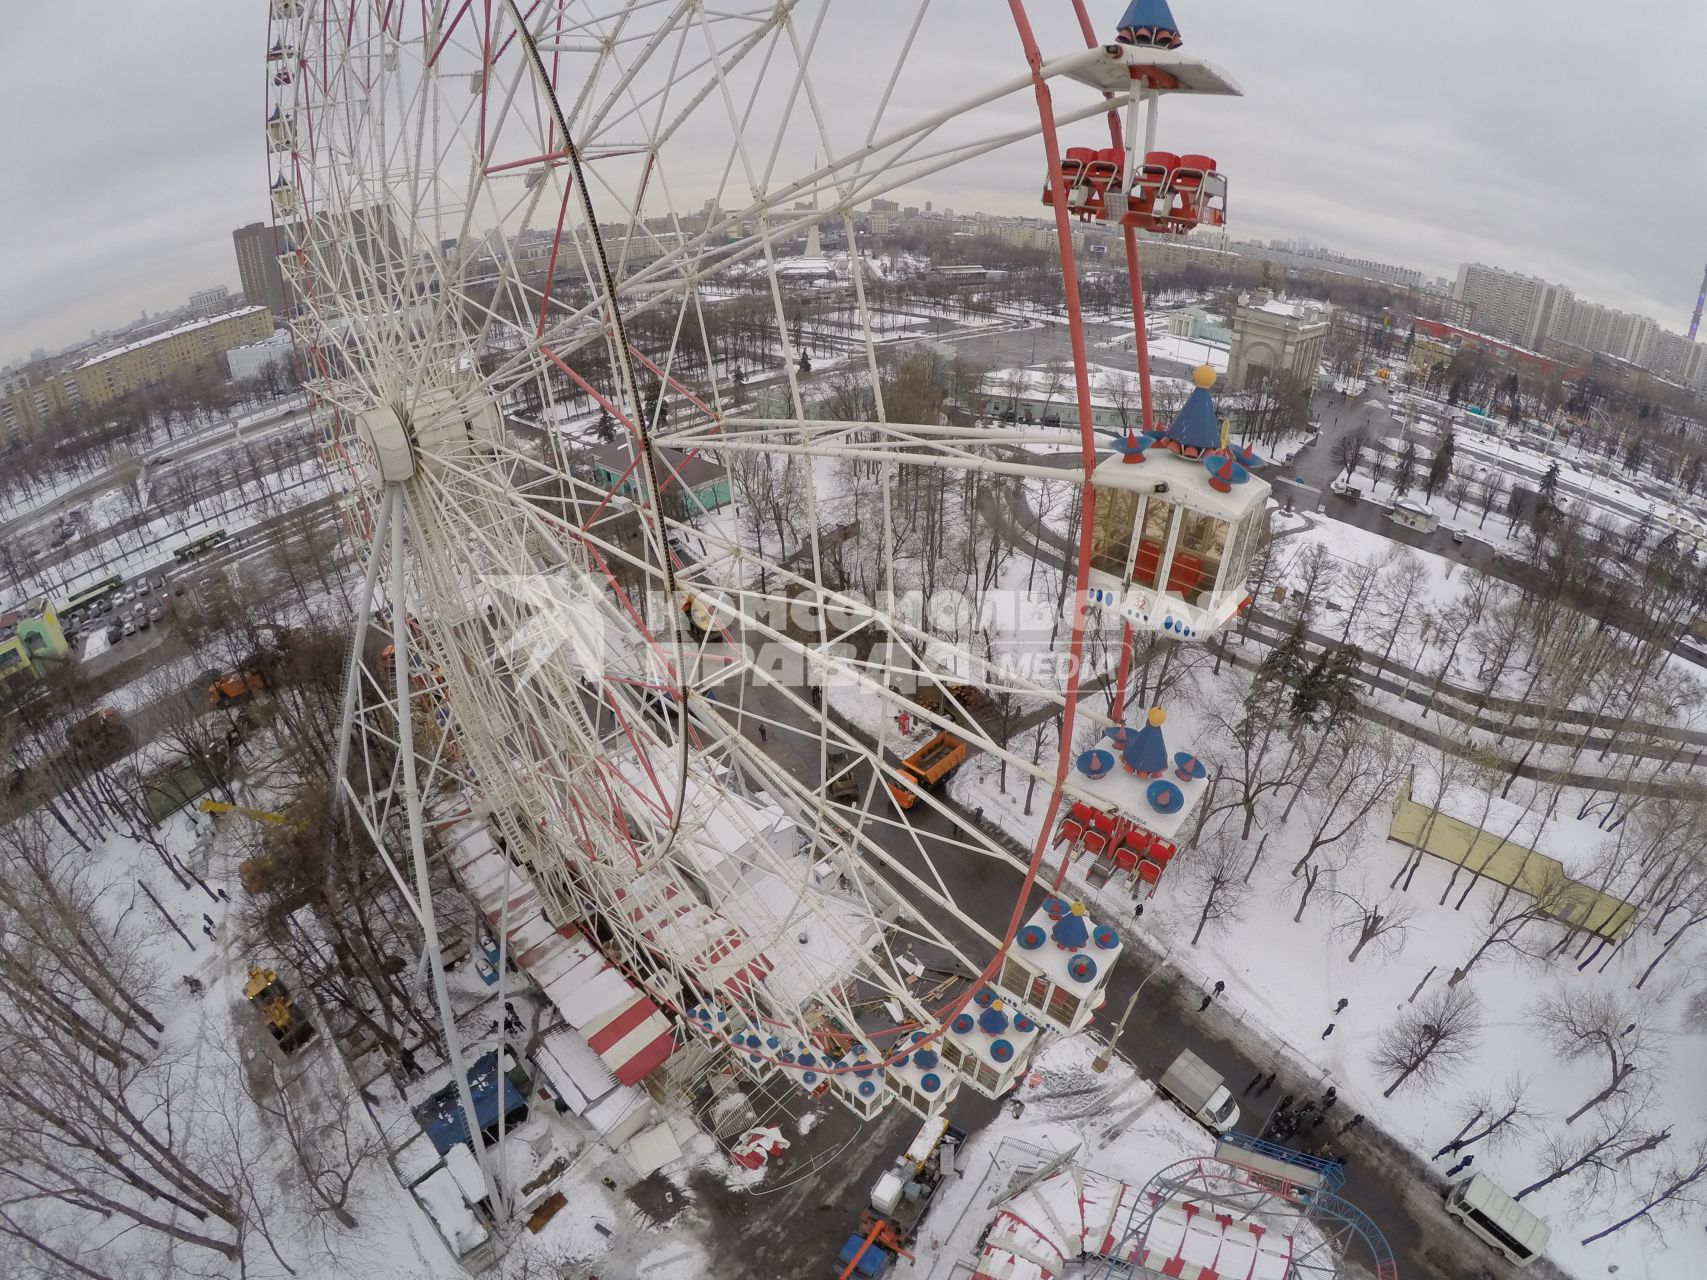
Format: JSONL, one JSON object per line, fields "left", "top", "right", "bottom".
{"left": 1092, "top": 947, "right": 1172, "bottom": 1072}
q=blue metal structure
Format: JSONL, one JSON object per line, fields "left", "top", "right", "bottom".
{"left": 1096, "top": 1155, "right": 1396, "bottom": 1280}
{"left": 1218, "top": 1131, "right": 1347, "bottom": 1191}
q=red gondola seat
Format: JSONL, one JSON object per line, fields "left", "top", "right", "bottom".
{"left": 1133, "top": 538, "right": 1165, "bottom": 584}
{"left": 1166, "top": 550, "right": 1203, "bottom": 595}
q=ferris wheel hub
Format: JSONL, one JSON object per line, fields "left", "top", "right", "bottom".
{"left": 356, "top": 387, "right": 502, "bottom": 484}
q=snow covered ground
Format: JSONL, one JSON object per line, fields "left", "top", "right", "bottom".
{"left": 945, "top": 619, "right": 1707, "bottom": 1280}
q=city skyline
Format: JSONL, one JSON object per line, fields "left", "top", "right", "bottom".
{"left": 3, "top": 1, "right": 1705, "bottom": 364}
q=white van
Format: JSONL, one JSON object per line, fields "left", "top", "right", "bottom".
{"left": 1444, "top": 1174, "right": 1550, "bottom": 1267}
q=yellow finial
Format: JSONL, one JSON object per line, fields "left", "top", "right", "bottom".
{"left": 1069, "top": 901, "right": 1086, "bottom": 917}
{"left": 992, "top": 999, "right": 1005, "bottom": 1012}
{"left": 1193, "top": 364, "right": 1216, "bottom": 389}
{"left": 1147, "top": 706, "right": 1166, "bottom": 727}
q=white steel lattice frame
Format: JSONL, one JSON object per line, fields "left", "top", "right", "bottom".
{"left": 264, "top": 0, "right": 1241, "bottom": 1208}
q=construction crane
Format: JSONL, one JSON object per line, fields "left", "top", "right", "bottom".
{"left": 1690, "top": 263, "right": 1707, "bottom": 342}
{"left": 199, "top": 800, "right": 295, "bottom": 892}
{"left": 198, "top": 798, "right": 289, "bottom": 824}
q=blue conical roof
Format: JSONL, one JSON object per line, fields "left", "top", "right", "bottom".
{"left": 1163, "top": 387, "right": 1221, "bottom": 452}
{"left": 1117, "top": 0, "right": 1183, "bottom": 47}
{"left": 1050, "top": 909, "right": 1090, "bottom": 950}
{"left": 1124, "top": 720, "right": 1169, "bottom": 774}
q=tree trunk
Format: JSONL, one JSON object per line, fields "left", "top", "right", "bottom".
{"left": 1564, "top": 1065, "right": 1631, "bottom": 1125}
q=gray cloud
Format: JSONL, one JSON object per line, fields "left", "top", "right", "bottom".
{"left": 3, "top": 1, "right": 1702, "bottom": 363}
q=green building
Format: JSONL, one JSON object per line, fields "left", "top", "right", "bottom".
{"left": 0, "top": 597, "right": 70, "bottom": 685}
{"left": 589, "top": 444, "right": 731, "bottom": 516}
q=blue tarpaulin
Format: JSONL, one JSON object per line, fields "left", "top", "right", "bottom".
{"left": 836, "top": 1235, "right": 891, "bottom": 1278}
{"left": 414, "top": 1051, "right": 528, "bottom": 1155}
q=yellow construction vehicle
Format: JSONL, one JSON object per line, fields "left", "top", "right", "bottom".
{"left": 244, "top": 967, "right": 317, "bottom": 1054}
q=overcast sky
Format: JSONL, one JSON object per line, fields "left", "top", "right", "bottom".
{"left": 3, "top": 1, "right": 1704, "bottom": 366}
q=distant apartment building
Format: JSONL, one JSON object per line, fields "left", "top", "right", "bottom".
{"left": 1450, "top": 261, "right": 1707, "bottom": 392}
{"left": 233, "top": 221, "right": 292, "bottom": 319}
{"left": 1240, "top": 239, "right": 1423, "bottom": 290}
{"left": 0, "top": 366, "right": 78, "bottom": 442}
{"left": 72, "top": 307, "right": 274, "bottom": 407}
{"left": 189, "top": 285, "right": 233, "bottom": 318}
{"left": 1452, "top": 263, "right": 1573, "bottom": 350}
{"left": 1554, "top": 297, "right": 1654, "bottom": 365}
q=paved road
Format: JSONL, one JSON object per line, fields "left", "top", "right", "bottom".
{"left": 0, "top": 400, "right": 309, "bottom": 543}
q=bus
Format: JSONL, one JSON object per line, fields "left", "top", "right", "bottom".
{"left": 172, "top": 529, "right": 230, "bottom": 564}
{"left": 62, "top": 575, "right": 125, "bottom": 621}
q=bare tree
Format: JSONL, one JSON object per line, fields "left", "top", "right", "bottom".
{"left": 1580, "top": 1136, "right": 1707, "bottom": 1245}
{"left": 1331, "top": 879, "right": 1416, "bottom": 963}
{"left": 1185, "top": 830, "right": 1251, "bottom": 946}
{"left": 1438, "top": 1074, "right": 1535, "bottom": 1160}
{"left": 225, "top": 1032, "right": 392, "bottom": 1231}
{"left": 1287, "top": 722, "right": 1410, "bottom": 863}
{"left": 1516, "top": 1096, "right": 1656, "bottom": 1203}
{"left": 1372, "top": 983, "right": 1480, "bottom": 1098}
{"left": 1448, "top": 864, "right": 1572, "bottom": 985}
{"left": 1529, "top": 986, "right": 1659, "bottom": 1124}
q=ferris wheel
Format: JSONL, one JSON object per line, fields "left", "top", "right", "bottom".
{"left": 263, "top": 0, "right": 1265, "bottom": 1209}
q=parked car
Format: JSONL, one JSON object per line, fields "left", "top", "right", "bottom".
{"left": 150, "top": 574, "right": 165, "bottom": 590}
{"left": 148, "top": 605, "right": 162, "bottom": 622}
{"left": 137, "top": 615, "right": 151, "bottom": 631}
{"left": 122, "top": 620, "right": 136, "bottom": 636}
{"left": 106, "top": 623, "right": 123, "bottom": 643}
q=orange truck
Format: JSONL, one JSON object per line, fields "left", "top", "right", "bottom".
{"left": 886, "top": 731, "right": 968, "bottom": 809}
{"left": 209, "top": 669, "right": 267, "bottom": 707}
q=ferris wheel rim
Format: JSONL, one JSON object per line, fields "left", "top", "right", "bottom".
{"left": 267, "top": 0, "right": 1194, "bottom": 1095}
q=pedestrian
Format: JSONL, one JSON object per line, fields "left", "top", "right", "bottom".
{"left": 1310, "top": 1113, "right": 1326, "bottom": 1131}
{"left": 1322, "top": 1094, "right": 1338, "bottom": 1114}
{"left": 1276, "top": 1094, "right": 1294, "bottom": 1113}
{"left": 758, "top": 723, "right": 768, "bottom": 741}
{"left": 1334, "top": 997, "right": 1349, "bottom": 1014}
{"left": 1257, "top": 1072, "right": 1276, "bottom": 1094}
{"left": 1133, "top": 902, "right": 1145, "bottom": 920}
{"left": 809, "top": 684, "right": 821, "bottom": 707}
{"left": 1213, "top": 980, "right": 1225, "bottom": 996}
{"left": 1244, "top": 1071, "right": 1264, "bottom": 1096}
{"left": 1198, "top": 995, "right": 1213, "bottom": 1012}
{"left": 1321, "top": 1022, "right": 1335, "bottom": 1039}
{"left": 1433, "top": 1139, "right": 1461, "bottom": 1160}
{"left": 1297, "top": 1100, "right": 1317, "bottom": 1119}
{"left": 1341, "top": 1113, "right": 1365, "bottom": 1134}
